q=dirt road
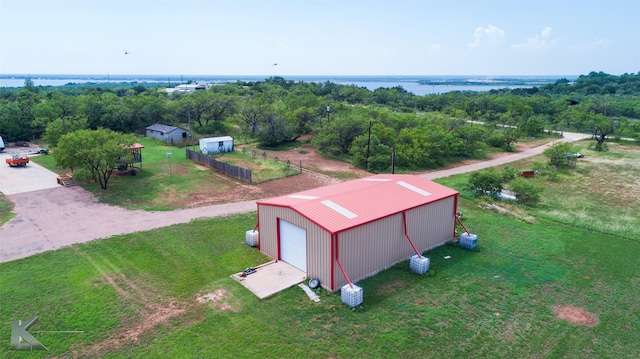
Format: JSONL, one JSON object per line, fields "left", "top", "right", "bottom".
{"left": 0, "top": 132, "right": 589, "bottom": 263}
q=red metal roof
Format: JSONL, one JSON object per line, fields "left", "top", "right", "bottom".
{"left": 257, "top": 174, "right": 459, "bottom": 234}
{"left": 124, "top": 143, "right": 145, "bottom": 149}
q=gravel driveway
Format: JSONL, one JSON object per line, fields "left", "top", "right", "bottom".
{"left": 0, "top": 132, "right": 589, "bottom": 263}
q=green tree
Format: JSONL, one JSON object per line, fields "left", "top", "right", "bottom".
{"left": 313, "top": 112, "right": 368, "bottom": 156}
{"left": 590, "top": 113, "right": 617, "bottom": 151}
{"left": 469, "top": 170, "right": 503, "bottom": 198}
{"left": 0, "top": 101, "right": 22, "bottom": 140}
{"left": 236, "top": 95, "right": 272, "bottom": 137}
{"left": 43, "top": 116, "right": 88, "bottom": 147}
{"left": 55, "top": 129, "right": 135, "bottom": 189}
{"left": 350, "top": 122, "right": 395, "bottom": 172}
{"left": 508, "top": 177, "right": 543, "bottom": 205}
{"left": 543, "top": 141, "right": 575, "bottom": 169}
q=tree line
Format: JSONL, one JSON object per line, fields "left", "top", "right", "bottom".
{"left": 1, "top": 72, "right": 638, "bottom": 173}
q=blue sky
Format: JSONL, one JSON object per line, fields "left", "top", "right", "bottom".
{"left": 1, "top": 0, "right": 638, "bottom": 76}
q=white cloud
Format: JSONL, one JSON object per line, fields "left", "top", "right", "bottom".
{"left": 513, "top": 27, "right": 559, "bottom": 51}
{"left": 468, "top": 24, "right": 505, "bottom": 49}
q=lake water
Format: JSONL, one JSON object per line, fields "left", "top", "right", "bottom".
{"left": 0, "top": 74, "right": 572, "bottom": 96}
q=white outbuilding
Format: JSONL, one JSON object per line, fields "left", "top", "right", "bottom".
{"left": 199, "top": 136, "right": 234, "bottom": 154}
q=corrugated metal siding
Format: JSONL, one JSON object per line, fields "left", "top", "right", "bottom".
{"left": 258, "top": 204, "right": 332, "bottom": 290}
{"left": 260, "top": 194, "right": 457, "bottom": 292}
{"left": 406, "top": 196, "right": 456, "bottom": 252}
{"left": 333, "top": 196, "right": 456, "bottom": 290}
{"left": 335, "top": 214, "right": 407, "bottom": 289}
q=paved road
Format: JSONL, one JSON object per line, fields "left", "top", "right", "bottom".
{"left": 0, "top": 132, "right": 590, "bottom": 263}
{"left": 422, "top": 131, "right": 590, "bottom": 179}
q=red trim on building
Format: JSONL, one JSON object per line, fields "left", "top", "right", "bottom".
{"left": 275, "top": 217, "right": 281, "bottom": 260}
{"left": 330, "top": 233, "right": 335, "bottom": 291}
{"left": 402, "top": 211, "right": 422, "bottom": 258}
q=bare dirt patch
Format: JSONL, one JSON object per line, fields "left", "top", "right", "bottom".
{"left": 553, "top": 305, "right": 598, "bottom": 326}
{"left": 193, "top": 163, "right": 209, "bottom": 170}
{"left": 196, "top": 288, "right": 241, "bottom": 312}
{"left": 237, "top": 141, "right": 370, "bottom": 178}
{"left": 180, "top": 142, "right": 370, "bottom": 207}
{"left": 76, "top": 252, "right": 189, "bottom": 357}
{"left": 375, "top": 278, "right": 406, "bottom": 296}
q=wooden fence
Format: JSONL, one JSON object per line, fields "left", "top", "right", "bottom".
{"left": 186, "top": 148, "right": 252, "bottom": 183}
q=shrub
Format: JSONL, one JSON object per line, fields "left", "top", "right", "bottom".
{"left": 543, "top": 142, "right": 575, "bottom": 169}
{"left": 469, "top": 170, "right": 503, "bottom": 198}
{"left": 544, "top": 168, "right": 560, "bottom": 181}
{"left": 509, "top": 178, "right": 543, "bottom": 205}
{"left": 486, "top": 134, "right": 505, "bottom": 148}
{"left": 501, "top": 166, "right": 518, "bottom": 181}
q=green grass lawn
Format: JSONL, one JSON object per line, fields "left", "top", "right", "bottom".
{"left": 215, "top": 150, "right": 301, "bottom": 183}
{"left": 32, "top": 139, "right": 245, "bottom": 211}
{"left": 437, "top": 140, "right": 640, "bottom": 241}
{"left": 4, "top": 140, "right": 639, "bottom": 358}
{"left": 29, "top": 138, "right": 300, "bottom": 211}
{"left": 1, "top": 202, "right": 638, "bottom": 358}
{"left": 0, "top": 193, "right": 15, "bottom": 225}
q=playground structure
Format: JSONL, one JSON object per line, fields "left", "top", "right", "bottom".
{"left": 115, "top": 143, "right": 144, "bottom": 176}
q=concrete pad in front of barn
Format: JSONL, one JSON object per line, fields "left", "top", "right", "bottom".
{"left": 232, "top": 261, "right": 307, "bottom": 299}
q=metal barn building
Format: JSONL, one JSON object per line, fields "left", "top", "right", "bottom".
{"left": 256, "top": 174, "right": 459, "bottom": 291}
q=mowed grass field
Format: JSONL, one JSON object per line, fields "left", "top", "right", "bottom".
{"left": 29, "top": 138, "right": 300, "bottom": 211}
{"left": 31, "top": 139, "right": 264, "bottom": 211}
{"left": 1, "top": 141, "right": 639, "bottom": 358}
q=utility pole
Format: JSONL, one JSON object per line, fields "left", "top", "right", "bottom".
{"left": 187, "top": 105, "right": 192, "bottom": 147}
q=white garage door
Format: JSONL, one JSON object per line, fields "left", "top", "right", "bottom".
{"left": 279, "top": 219, "right": 307, "bottom": 271}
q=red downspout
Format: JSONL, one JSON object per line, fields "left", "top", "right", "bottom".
{"left": 256, "top": 207, "right": 261, "bottom": 251}
{"left": 453, "top": 194, "right": 459, "bottom": 238}
{"left": 402, "top": 211, "right": 422, "bottom": 258}
{"left": 335, "top": 232, "right": 353, "bottom": 289}
{"left": 456, "top": 215, "right": 470, "bottom": 235}
{"left": 276, "top": 218, "right": 281, "bottom": 260}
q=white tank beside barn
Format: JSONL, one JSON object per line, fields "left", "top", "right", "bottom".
{"left": 256, "top": 174, "right": 460, "bottom": 292}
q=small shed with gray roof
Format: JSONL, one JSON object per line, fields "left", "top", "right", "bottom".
{"left": 255, "top": 174, "right": 459, "bottom": 291}
{"left": 145, "top": 124, "right": 190, "bottom": 145}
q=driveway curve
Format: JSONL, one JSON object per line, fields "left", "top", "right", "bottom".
{"left": 0, "top": 132, "right": 590, "bottom": 263}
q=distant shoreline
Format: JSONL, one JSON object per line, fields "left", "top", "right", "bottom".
{"left": 0, "top": 74, "right": 577, "bottom": 96}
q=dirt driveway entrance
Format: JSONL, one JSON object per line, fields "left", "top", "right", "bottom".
{"left": 0, "top": 133, "right": 590, "bottom": 263}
